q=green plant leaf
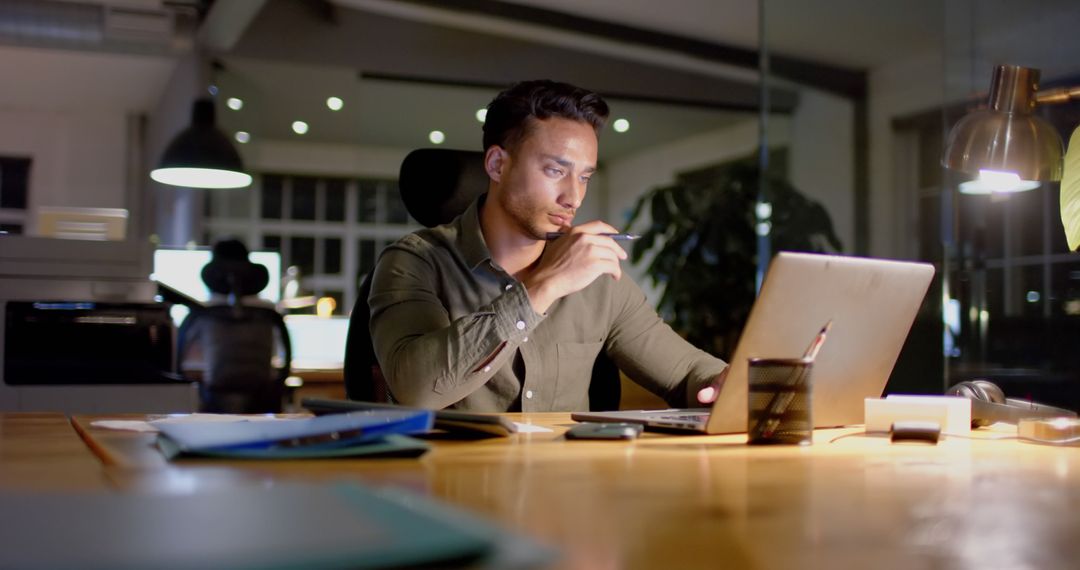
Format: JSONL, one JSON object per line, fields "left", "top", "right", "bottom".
{"left": 1059, "top": 126, "right": 1080, "bottom": 251}
{"left": 625, "top": 151, "right": 842, "bottom": 359}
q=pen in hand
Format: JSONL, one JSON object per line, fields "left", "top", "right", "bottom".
{"left": 544, "top": 232, "right": 640, "bottom": 241}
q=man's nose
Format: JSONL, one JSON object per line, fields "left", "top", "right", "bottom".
{"left": 559, "top": 176, "right": 585, "bottom": 210}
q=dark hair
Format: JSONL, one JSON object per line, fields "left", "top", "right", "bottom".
{"left": 482, "top": 80, "right": 609, "bottom": 152}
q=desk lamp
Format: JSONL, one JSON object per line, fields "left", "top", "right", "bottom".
{"left": 941, "top": 64, "right": 1080, "bottom": 247}
{"left": 150, "top": 98, "right": 253, "bottom": 189}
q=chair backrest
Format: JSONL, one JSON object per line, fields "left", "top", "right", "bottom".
{"left": 344, "top": 148, "right": 621, "bottom": 410}
{"left": 177, "top": 304, "right": 292, "bottom": 413}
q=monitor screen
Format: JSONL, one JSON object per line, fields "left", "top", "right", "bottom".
{"left": 152, "top": 248, "right": 281, "bottom": 304}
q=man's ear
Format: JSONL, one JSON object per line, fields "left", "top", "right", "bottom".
{"left": 484, "top": 146, "right": 508, "bottom": 183}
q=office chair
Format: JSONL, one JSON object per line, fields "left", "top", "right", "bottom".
{"left": 177, "top": 239, "right": 292, "bottom": 413}
{"left": 343, "top": 148, "right": 621, "bottom": 410}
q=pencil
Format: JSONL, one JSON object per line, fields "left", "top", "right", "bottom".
{"left": 544, "top": 232, "right": 640, "bottom": 241}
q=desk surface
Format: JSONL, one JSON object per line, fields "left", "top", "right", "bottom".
{"left": 5, "top": 412, "right": 1080, "bottom": 569}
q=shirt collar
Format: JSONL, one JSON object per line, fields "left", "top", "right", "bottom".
{"left": 457, "top": 193, "right": 493, "bottom": 270}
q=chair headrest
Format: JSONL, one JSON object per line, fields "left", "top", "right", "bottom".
{"left": 398, "top": 148, "right": 488, "bottom": 228}
{"left": 201, "top": 238, "right": 270, "bottom": 297}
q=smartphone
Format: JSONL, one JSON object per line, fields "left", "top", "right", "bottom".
{"left": 565, "top": 422, "right": 643, "bottom": 440}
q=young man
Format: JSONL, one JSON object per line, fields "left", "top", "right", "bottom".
{"left": 369, "top": 80, "right": 727, "bottom": 411}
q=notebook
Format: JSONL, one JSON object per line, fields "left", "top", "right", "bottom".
{"left": 572, "top": 252, "right": 935, "bottom": 434}
{"left": 0, "top": 481, "right": 555, "bottom": 569}
{"left": 302, "top": 397, "right": 518, "bottom": 437}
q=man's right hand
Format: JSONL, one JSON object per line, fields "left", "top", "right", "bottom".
{"left": 522, "top": 220, "right": 628, "bottom": 314}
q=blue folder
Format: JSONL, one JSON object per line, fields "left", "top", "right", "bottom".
{"left": 155, "top": 409, "right": 433, "bottom": 453}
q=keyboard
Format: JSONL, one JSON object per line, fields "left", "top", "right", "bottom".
{"left": 656, "top": 413, "right": 709, "bottom": 423}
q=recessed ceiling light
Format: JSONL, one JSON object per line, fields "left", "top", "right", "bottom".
{"left": 292, "top": 121, "right": 309, "bottom": 135}
{"left": 475, "top": 108, "right": 487, "bottom": 123}
{"left": 226, "top": 97, "right": 243, "bottom": 111}
{"left": 235, "top": 131, "right": 250, "bottom": 144}
{"left": 326, "top": 96, "right": 343, "bottom": 111}
{"left": 613, "top": 118, "right": 630, "bottom": 133}
{"left": 429, "top": 130, "right": 445, "bottom": 145}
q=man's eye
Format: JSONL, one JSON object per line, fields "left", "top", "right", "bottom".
{"left": 545, "top": 167, "right": 564, "bottom": 176}
{"left": 581, "top": 176, "right": 592, "bottom": 184}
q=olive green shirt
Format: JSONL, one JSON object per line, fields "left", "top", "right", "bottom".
{"left": 368, "top": 195, "right": 728, "bottom": 412}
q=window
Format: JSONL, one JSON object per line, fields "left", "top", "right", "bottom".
{"left": 205, "top": 174, "right": 417, "bottom": 315}
{"left": 896, "top": 94, "right": 1080, "bottom": 402}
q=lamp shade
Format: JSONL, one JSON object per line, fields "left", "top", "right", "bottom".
{"left": 150, "top": 98, "right": 252, "bottom": 189}
{"left": 942, "top": 65, "right": 1064, "bottom": 192}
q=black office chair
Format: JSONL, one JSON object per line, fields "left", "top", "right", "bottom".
{"left": 343, "top": 148, "right": 621, "bottom": 410}
{"left": 177, "top": 239, "right": 292, "bottom": 413}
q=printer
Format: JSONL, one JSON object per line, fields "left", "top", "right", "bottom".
{"left": 0, "top": 236, "right": 197, "bottom": 413}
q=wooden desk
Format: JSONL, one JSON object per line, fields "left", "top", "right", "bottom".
{"left": 5, "top": 413, "right": 1080, "bottom": 569}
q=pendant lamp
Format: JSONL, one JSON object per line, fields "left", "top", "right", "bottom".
{"left": 150, "top": 98, "right": 252, "bottom": 189}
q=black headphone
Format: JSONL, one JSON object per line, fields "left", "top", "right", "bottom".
{"left": 946, "top": 379, "right": 1076, "bottom": 428}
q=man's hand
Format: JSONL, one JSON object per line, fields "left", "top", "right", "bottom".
{"left": 522, "top": 220, "right": 628, "bottom": 314}
{"left": 696, "top": 368, "right": 729, "bottom": 404}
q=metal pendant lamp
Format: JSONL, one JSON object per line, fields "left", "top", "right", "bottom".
{"left": 942, "top": 64, "right": 1064, "bottom": 194}
{"left": 150, "top": 98, "right": 252, "bottom": 189}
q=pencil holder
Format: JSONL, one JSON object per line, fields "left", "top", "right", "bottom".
{"left": 747, "top": 357, "right": 814, "bottom": 445}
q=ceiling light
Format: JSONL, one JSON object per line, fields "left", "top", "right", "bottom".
{"left": 235, "top": 131, "right": 250, "bottom": 144}
{"left": 326, "top": 96, "right": 343, "bottom": 111}
{"left": 613, "top": 118, "right": 630, "bottom": 133}
{"left": 475, "top": 108, "right": 487, "bottom": 123}
{"left": 292, "top": 121, "right": 309, "bottom": 135}
{"left": 226, "top": 97, "right": 243, "bottom": 111}
{"left": 150, "top": 98, "right": 251, "bottom": 189}
{"left": 429, "top": 130, "right": 445, "bottom": 145}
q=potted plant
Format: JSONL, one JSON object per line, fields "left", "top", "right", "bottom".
{"left": 626, "top": 153, "right": 842, "bottom": 358}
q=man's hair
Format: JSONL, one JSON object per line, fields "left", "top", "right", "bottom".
{"left": 482, "top": 80, "right": 610, "bottom": 152}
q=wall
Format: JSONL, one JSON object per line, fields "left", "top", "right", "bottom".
{"left": 867, "top": 49, "right": 944, "bottom": 260}
{"left": 788, "top": 87, "right": 855, "bottom": 253}
{"left": 0, "top": 109, "right": 130, "bottom": 233}
{"left": 242, "top": 139, "right": 411, "bottom": 179}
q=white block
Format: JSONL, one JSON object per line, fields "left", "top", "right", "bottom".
{"left": 864, "top": 395, "right": 971, "bottom": 435}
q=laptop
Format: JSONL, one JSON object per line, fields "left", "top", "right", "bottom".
{"left": 572, "top": 252, "right": 935, "bottom": 434}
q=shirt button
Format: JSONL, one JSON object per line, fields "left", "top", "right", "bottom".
{"left": 515, "top": 320, "right": 526, "bottom": 330}
{"left": 525, "top": 390, "right": 534, "bottom": 399}
{"left": 505, "top": 284, "right": 513, "bottom": 291}
{"left": 483, "top": 365, "right": 491, "bottom": 373}
{"left": 523, "top": 336, "right": 528, "bottom": 343}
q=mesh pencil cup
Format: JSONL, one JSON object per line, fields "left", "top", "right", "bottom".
{"left": 747, "top": 357, "right": 813, "bottom": 445}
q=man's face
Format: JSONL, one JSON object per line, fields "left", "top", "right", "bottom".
{"left": 494, "top": 117, "right": 598, "bottom": 240}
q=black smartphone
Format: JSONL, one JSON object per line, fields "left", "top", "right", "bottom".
{"left": 565, "top": 422, "right": 643, "bottom": 440}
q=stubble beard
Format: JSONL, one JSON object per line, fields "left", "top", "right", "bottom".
{"left": 499, "top": 189, "right": 551, "bottom": 242}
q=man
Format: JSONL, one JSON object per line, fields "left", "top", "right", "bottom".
{"left": 369, "top": 80, "right": 726, "bottom": 411}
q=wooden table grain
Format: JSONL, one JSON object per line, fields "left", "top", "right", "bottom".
{"left": 5, "top": 412, "right": 1080, "bottom": 569}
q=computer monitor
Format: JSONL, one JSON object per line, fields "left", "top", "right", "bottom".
{"left": 151, "top": 248, "right": 281, "bottom": 304}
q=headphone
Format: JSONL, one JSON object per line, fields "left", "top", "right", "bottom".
{"left": 946, "top": 379, "right": 1076, "bottom": 428}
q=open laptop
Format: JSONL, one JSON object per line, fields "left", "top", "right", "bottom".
{"left": 572, "top": 252, "right": 935, "bottom": 434}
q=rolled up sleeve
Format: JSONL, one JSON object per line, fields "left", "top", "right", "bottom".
{"left": 604, "top": 278, "right": 728, "bottom": 407}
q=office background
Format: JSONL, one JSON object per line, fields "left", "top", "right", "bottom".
{"left": 1, "top": 0, "right": 1079, "bottom": 409}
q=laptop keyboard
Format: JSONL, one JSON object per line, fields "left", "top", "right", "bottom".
{"left": 656, "top": 413, "right": 709, "bottom": 424}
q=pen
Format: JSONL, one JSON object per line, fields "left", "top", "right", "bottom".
{"left": 544, "top": 232, "right": 640, "bottom": 241}
{"left": 756, "top": 319, "right": 833, "bottom": 439}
